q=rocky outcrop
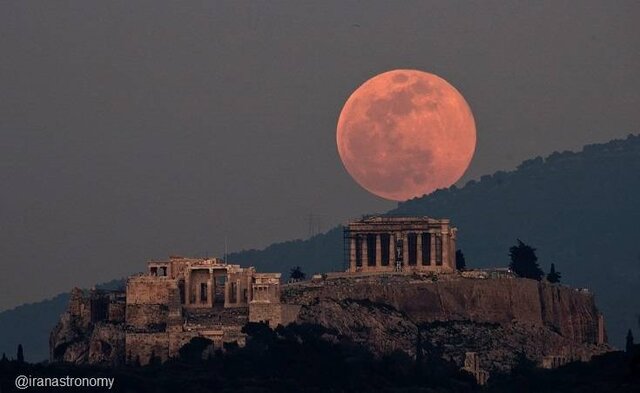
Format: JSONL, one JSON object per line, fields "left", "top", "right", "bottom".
{"left": 51, "top": 274, "right": 610, "bottom": 374}
{"left": 282, "top": 274, "right": 610, "bottom": 373}
{"left": 50, "top": 288, "right": 126, "bottom": 365}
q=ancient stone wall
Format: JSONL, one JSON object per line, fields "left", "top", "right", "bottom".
{"left": 126, "top": 276, "right": 176, "bottom": 305}
{"left": 248, "top": 303, "right": 273, "bottom": 325}
{"left": 52, "top": 270, "right": 610, "bottom": 372}
{"left": 67, "top": 288, "right": 91, "bottom": 328}
{"left": 50, "top": 289, "right": 125, "bottom": 365}
{"left": 126, "top": 304, "right": 168, "bottom": 331}
{"left": 168, "top": 332, "right": 198, "bottom": 358}
{"left": 108, "top": 302, "right": 125, "bottom": 323}
{"left": 281, "top": 304, "right": 302, "bottom": 326}
{"left": 125, "top": 333, "right": 170, "bottom": 365}
{"left": 249, "top": 303, "right": 301, "bottom": 328}
{"left": 88, "top": 323, "right": 125, "bottom": 365}
{"left": 462, "top": 352, "right": 489, "bottom": 385}
{"left": 126, "top": 276, "right": 181, "bottom": 331}
{"left": 542, "top": 355, "right": 569, "bottom": 369}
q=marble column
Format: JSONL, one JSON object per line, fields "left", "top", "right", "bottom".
{"left": 207, "top": 269, "right": 214, "bottom": 308}
{"left": 416, "top": 232, "right": 423, "bottom": 267}
{"left": 430, "top": 232, "right": 436, "bottom": 266}
{"left": 375, "top": 234, "right": 382, "bottom": 269}
{"left": 246, "top": 275, "right": 253, "bottom": 303}
{"left": 361, "top": 235, "right": 368, "bottom": 269}
{"left": 402, "top": 235, "right": 409, "bottom": 270}
{"left": 442, "top": 231, "right": 449, "bottom": 268}
{"left": 184, "top": 268, "right": 191, "bottom": 306}
{"left": 224, "top": 276, "right": 231, "bottom": 307}
{"left": 236, "top": 279, "right": 242, "bottom": 305}
{"left": 349, "top": 237, "right": 357, "bottom": 272}
{"left": 449, "top": 233, "right": 456, "bottom": 270}
{"left": 389, "top": 233, "right": 396, "bottom": 269}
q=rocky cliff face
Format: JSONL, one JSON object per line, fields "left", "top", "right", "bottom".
{"left": 283, "top": 274, "right": 609, "bottom": 373}
{"left": 50, "top": 288, "right": 126, "bottom": 365}
{"left": 51, "top": 275, "right": 609, "bottom": 374}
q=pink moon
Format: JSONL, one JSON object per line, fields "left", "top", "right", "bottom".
{"left": 336, "top": 69, "right": 477, "bottom": 201}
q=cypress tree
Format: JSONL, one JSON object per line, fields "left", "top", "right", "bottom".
{"left": 509, "top": 239, "right": 544, "bottom": 280}
{"left": 547, "top": 263, "right": 562, "bottom": 283}
{"left": 17, "top": 344, "right": 24, "bottom": 363}
{"left": 455, "top": 249, "right": 467, "bottom": 270}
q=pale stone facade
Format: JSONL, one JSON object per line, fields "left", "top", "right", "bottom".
{"left": 542, "top": 355, "right": 570, "bottom": 369}
{"left": 346, "top": 216, "right": 457, "bottom": 273}
{"left": 123, "top": 256, "right": 290, "bottom": 365}
{"left": 462, "top": 352, "right": 489, "bottom": 385}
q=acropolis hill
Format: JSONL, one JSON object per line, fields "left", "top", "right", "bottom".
{"left": 50, "top": 216, "right": 610, "bottom": 377}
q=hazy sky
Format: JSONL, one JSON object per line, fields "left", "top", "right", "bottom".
{"left": 1, "top": 1, "right": 638, "bottom": 310}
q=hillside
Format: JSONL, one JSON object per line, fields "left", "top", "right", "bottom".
{"left": 47, "top": 272, "right": 609, "bottom": 381}
{"left": 284, "top": 274, "right": 608, "bottom": 373}
{"left": 234, "top": 134, "right": 640, "bottom": 348}
{"left": 0, "top": 280, "right": 123, "bottom": 362}
{"left": 0, "top": 293, "right": 69, "bottom": 362}
{"left": 1, "top": 134, "right": 638, "bottom": 361}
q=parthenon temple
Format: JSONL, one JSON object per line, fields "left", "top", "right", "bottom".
{"left": 345, "top": 216, "right": 457, "bottom": 273}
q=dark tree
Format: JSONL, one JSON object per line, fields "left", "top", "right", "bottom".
{"left": 222, "top": 341, "right": 239, "bottom": 355}
{"left": 148, "top": 350, "right": 160, "bottom": 366}
{"left": 414, "top": 329, "right": 424, "bottom": 377}
{"left": 289, "top": 266, "right": 306, "bottom": 282}
{"left": 455, "top": 249, "right": 467, "bottom": 270}
{"left": 16, "top": 344, "right": 24, "bottom": 363}
{"left": 547, "top": 263, "right": 562, "bottom": 283}
{"left": 179, "top": 337, "right": 214, "bottom": 362}
{"left": 510, "top": 351, "right": 537, "bottom": 376}
{"left": 1, "top": 353, "right": 7, "bottom": 362}
{"left": 243, "top": 321, "right": 277, "bottom": 352}
{"left": 627, "top": 329, "right": 635, "bottom": 353}
{"left": 509, "top": 239, "right": 544, "bottom": 280}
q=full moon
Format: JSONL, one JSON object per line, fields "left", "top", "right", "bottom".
{"left": 336, "top": 69, "right": 476, "bottom": 201}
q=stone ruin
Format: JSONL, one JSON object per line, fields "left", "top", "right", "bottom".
{"left": 50, "top": 216, "right": 610, "bottom": 373}
{"left": 345, "top": 216, "right": 457, "bottom": 273}
{"left": 51, "top": 256, "right": 299, "bottom": 366}
{"left": 462, "top": 352, "right": 490, "bottom": 386}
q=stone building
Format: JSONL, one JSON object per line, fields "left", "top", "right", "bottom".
{"left": 49, "top": 287, "right": 127, "bottom": 365}
{"left": 51, "top": 216, "right": 610, "bottom": 371}
{"left": 345, "top": 216, "right": 457, "bottom": 273}
{"left": 122, "top": 256, "right": 298, "bottom": 364}
{"left": 47, "top": 255, "right": 299, "bottom": 366}
{"left": 51, "top": 247, "right": 610, "bottom": 372}
{"left": 462, "top": 352, "right": 490, "bottom": 385}
{"left": 144, "top": 256, "right": 260, "bottom": 309}
{"left": 541, "top": 355, "right": 569, "bottom": 369}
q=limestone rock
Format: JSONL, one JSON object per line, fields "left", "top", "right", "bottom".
{"left": 50, "top": 274, "right": 610, "bottom": 373}
{"left": 50, "top": 289, "right": 126, "bottom": 365}
{"left": 284, "top": 274, "right": 610, "bottom": 373}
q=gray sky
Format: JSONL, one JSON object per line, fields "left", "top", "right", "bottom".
{"left": 1, "top": 1, "right": 638, "bottom": 310}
